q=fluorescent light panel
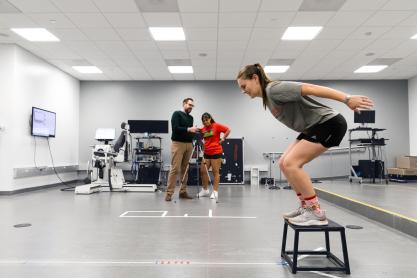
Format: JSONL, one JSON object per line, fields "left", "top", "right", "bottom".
{"left": 149, "top": 27, "right": 185, "bottom": 41}
{"left": 168, "top": 66, "right": 193, "bottom": 74}
{"left": 411, "top": 33, "right": 417, "bottom": 39}
{"left": 282, "top": 26, "right": 322, "bottom": 40}
{"left": 11, "top": 28, "right": 59, "bottom": 41}
{"left": 354, "top": 65, "right": 387, "bottom": 73}
{"left": 265, "top": 65, "right": 290, "bottom": 73}
{"left": 72, "top": 66, "right": 102, "bottom": 74}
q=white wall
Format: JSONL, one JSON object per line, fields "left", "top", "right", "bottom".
{"left": 80, "top": 80, "right": 409, "bottom": 180}
{"left": 408, "top": 76, "right": 417, "bottom": 155}
{"left": 0, "top": 44, "right": 16, "bottom": 191}
{"left": 0, "top": 44, "right": 80, "bottom": 192}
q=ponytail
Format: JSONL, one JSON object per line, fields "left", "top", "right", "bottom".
{"left": 237, "top": 64, "right": 272, "bottom": 109}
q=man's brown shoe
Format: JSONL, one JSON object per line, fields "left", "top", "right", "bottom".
{"left": 165, "top": 194, "right": 172, "bottom": 201}
{"left": 179, "top": 192, "right": 193, "bottom": 199}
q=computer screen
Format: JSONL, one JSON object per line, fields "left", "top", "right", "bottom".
{"left": 128, "top": 120, "right": 169, "bottom": 134}
{"left": 31, "top": 107, "right": 56, "bottom": 137}
{"left": 354, "top": 110, "right": 375, "bottom": 124}
{"left": 95, "top": 128, "right": 116, "bottom": 141}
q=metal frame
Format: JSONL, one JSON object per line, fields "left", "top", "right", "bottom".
{"left": 281, "top": 219, "right": 350, "bottom": 274}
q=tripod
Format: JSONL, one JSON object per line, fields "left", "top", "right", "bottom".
{"left": 180, "top": 136, "right": 219, "bottom": 203}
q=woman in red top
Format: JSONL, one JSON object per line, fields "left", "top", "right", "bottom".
{"left": 197, "top": 112, "right": 231, "bottom": 199}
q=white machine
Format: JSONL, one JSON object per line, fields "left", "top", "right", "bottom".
{"left": 75, "top": 125, "right": 157, "bottom": 195}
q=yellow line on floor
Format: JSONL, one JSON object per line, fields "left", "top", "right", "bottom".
{"left": 315, "top": 187, "right": 417, "bottom": 223}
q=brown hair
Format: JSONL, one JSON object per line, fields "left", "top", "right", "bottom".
{"left": 201, "top": 112, "right": 215, "bottom": 124}
{"left": 237, "top": 63, "right": 272, "bottom": 109}
{"left": 183, "top": 97, "right": 194, "bottom": 104}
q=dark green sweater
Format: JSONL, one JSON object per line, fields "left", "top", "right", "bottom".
{"left": 171, "top": 110, "right": 194, "bottom": 142}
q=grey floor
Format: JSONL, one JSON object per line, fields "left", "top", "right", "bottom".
{"left": 1, "top": 183, "right": 416, "bottom": 278}
{"left": 315, "top": 180, "right": 417, "bottom": 219}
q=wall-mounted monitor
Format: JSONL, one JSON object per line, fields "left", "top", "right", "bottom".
{"left": 128, "top": 120, "right": 169, "bottom": 134}
{"left": 31, "top": 107, "right": 56, "bottom": 137}
{"left": 354, "top": 110, "right": 375, "bottom": 124}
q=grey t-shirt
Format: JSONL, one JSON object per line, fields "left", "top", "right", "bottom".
{"left": 266, "top": 81, "right": 338, "bottom": 132}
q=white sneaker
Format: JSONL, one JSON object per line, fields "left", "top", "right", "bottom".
{"left": 283, "top": 207, "right": 305, "bottom": 220}
{"left": 288, "top": 207, "right": 328, "bottom": 226}
{"left": 210, "top": 191, "right": 218, "bottom": 199}
{"left": 197, "top": 189, "right": 210, "bottom": 198}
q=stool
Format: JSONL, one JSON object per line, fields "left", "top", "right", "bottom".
{"left": 281, "top": 219, "right": 350, "bottom": 274}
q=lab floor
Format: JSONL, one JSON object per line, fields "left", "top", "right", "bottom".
{"left": 1, "top": 184, "right": 416, "bottom": 278}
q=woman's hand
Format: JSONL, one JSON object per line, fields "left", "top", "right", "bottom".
{"left": 219, "top": 138, "right": 225, "bottom": 144}
{"left": 346, "top": 95, "right": 373, "bottom": 112}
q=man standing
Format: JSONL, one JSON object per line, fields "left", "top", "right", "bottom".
{"left": 165, "top": 98, "right": 199, "bottom": 201}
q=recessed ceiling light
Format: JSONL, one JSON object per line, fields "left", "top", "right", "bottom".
{"left": 149, "top": 27, "right": 185, "bottom": 41}
{"left": 168, "top": 66, "right": 193, "bottom": 74}
{"left": 282, "top": 26, "right": 322, "bottom": 40}
{"left": 411, "top": 33, "right": 417, "bottom": 39}
{"left": 72, "top": 66, "right": 102, "bottom": 74}
{"left": 354, "top": 65, "right": 387, "bottom": 73}
{"left": 10, "top": 28, "right": 59, "bottom": 42}
{"left": 265, "top": 65, "right": 290, "bottom": 73}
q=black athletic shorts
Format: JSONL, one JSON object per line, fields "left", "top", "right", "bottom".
{"left": 204, "top": 153, "right": 222, "bottom": 159}
{"left": 297, "top": 114, "right": 347, "bottom": 148}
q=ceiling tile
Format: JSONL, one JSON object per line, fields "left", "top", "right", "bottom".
{"left": 28, "top": 13, "right": 76, "bottom": 28}
{"left": 340, "top": 0, "right": 389, "bottom": 11}
{"left": 290, "top": 11, "right": 335, "bottom": 25}
{"left": 181, "top": 13, "right": 217, "bottom": 28}
{"left": 220, "top": 0, "right": 261, "bottom": 12}
{"left": 336, "top": 39, "right": 372, "bottom": 51}
{"left": 396, "top": 12, "right": 417, "bottom": 26}
{"left": 380, "top": 26, "right": 417, "bottom": 39}
{"left": 104, "top": 13, "right": 146, "bottom": 28}
{"left": 126, "top": 40, "right": 158, "bottom": 51}
{"left": 157, "top": 41, "right": 187, "bottom": 50}
{"left": 50, "top": 0, "right": 99, "bottom": 13}
{"left": 382, "top": 0, "right": 417, "bottom": 10}
{"left": 299, "top": 0, "right": 346, "bottom": 12}
{"left": 93, "top": 0, "right": 139, "bottom": 13}
{"left": 95, "top": 41, "right": 131, "bottom": 56}
{"left": 142, "top": 12, "right": 181, "bottom": 26}
{"left": 347, "top": 26, "right": 391, "bottom": 39}
{"left": 0, "top": 14, "right": 38, "bottom": 28}
{"left": 81, "top": 28, "right": 121, "bottom": 41}
{"left": 8, "top": 0, "right": 59, "bottom": 12}
{"left": 218, "top": 28, "right": 251, "bottom": 41}
{"left": 117, "top": 28, "right": 153, "bottom": 40}
{"left": 219, "top": 13, "right": 257, "bottom": 28}
{"left": 317, "top": 26, "right": 356, "bottom": 39}
{"left": 50, "top": 28, "right": 89, "bottom": 41}
{"left": 185, "top": 28, "right": 217, "bottom": 41}
{"left": 188, "top": 41, "right": 217, "bottom": 51}
{"left": 260, "top": 0, "right": 303, "bottom": 11}
{"left": 177, "top": 0, "right": 218, "bottom": 12}
{"left": 326, "top": 11, "right": 373, "bottom": 27}
{"left": 66, "top": 13, "right": 112, "bottom": 28}
{"left": 364, "top": 11, "right": 413, "bottom": 26}
{"left": 123, "top": 66, "right": 152, "bottom": 80}
{"left": 134, "top": 0, "right": 179, "bottom": 12}
{"left": 161, "top": 49, "right": 190, "bottom": 59}
{"left": 254, "top": 12, "right": 295, "bottom": 28}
